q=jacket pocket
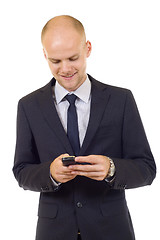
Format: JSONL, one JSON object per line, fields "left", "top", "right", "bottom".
{"left": 100, "top": 199, "right": 128, "bottom": 217}
{"left": 38, "top": 201, "right": 58, "bottom": 219}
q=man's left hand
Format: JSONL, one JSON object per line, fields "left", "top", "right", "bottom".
{"left": 68, "top": 155, "right": 110, "bottom": 181}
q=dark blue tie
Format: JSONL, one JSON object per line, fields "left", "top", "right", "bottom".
{"left": 65, "top": 94, "right": 80, "bottom": 156}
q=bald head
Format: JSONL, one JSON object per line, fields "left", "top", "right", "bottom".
{"left": 41, "top": 15, "right": 86, "bottom": 45}
{"left": 41, "top": 15, "right": 92, "bottom": 92}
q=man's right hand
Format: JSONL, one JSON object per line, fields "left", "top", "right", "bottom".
{"left": 50, "top": 154, "right": 77, "bottom": 183}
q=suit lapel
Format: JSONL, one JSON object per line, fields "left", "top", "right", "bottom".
{"left": 36, "top": 76, "right": 110, "bottom": 156}
{"left": 80, "top": 76, "right": 111, "bottom": 155}
{"left": 36, "top": 79, "right": 74, "bottom": 155}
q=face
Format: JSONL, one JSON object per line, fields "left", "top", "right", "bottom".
{"left": 43, "top": 28, "right": 92, "bottom": 92}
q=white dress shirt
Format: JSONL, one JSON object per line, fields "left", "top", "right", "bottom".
{"left": 53, "top": 76, "right": 91, "bottom": 146}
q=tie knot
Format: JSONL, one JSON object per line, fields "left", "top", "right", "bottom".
{"left": 65, "top": 94, "right": 77, "bottom": 104}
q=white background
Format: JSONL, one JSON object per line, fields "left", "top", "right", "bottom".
{"left": 0, "top": 0, "right": 160, "bottom": 239}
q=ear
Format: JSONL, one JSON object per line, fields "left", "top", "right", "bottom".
{"left": 86, "top": 41, "right": 92, "bottom": 58}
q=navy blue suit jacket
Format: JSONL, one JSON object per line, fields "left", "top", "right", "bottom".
{"left": 13, "top": 75, "right": 156, "bottom": 240}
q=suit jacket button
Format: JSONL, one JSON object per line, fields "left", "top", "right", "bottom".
{"left": 77, "top": 202, "right": 83, "bottom": 208}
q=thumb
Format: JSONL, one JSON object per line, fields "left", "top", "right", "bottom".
{"left": 60, "top": 153, "right": 70, "bottom": 158}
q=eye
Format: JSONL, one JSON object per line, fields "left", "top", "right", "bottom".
{"left": 51, "top": 60, "right": 60, "bottom": 64}
{"left": 69, "top": 56, "right": 79, "bottom": 61}
{"left": 48, "top": 58, "right": 60, "bottom": 64}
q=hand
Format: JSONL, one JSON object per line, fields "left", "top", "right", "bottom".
{"left": 68, "top": 155, "right": 110, "bottom": 181}
{"left": 50, "top": 154, "right": 77, "bottom": 183}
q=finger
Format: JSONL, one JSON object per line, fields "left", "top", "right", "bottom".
{"left": 68, "top": 164, "right": 96, "bottom": 172}
{"left": 56, "top": 170, "right": 77, "bottom": 178}
{"left": 68, "top": 163, "right": 103, "bottom": 172}
{"left": 75, "top": 155, "right": 99, "bottom": 164}
{"left": 59, "top": 170, "right": 76, "bottom": 176}
{"left": 71, "top": 170, "right": 104, "bottom": 180}
{"left": 58, "top": 153, "right": 70, "bottom": 161}
{"left": 58, "top": 173, "right": 77, "bottom": 178}
{"left": 58, "top": 166, "right": 75, "bottom": 174}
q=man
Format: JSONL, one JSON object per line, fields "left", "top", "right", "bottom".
{"left": 13, "top": 15, "right": 156, "bottom": 240}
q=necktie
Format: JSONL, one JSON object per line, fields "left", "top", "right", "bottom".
{"left": 65, "top": 94, "right": 80, "bottom": 156}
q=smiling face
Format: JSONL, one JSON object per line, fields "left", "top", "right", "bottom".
{"left": 42, "top": 18, "right": 92, "bottom": 92}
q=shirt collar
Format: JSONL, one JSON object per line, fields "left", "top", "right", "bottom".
{"left": 54, "top": 75, "right": 91, "bottom": 104}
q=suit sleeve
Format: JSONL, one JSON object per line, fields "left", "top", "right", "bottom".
{"left": 13, "top": 100, "right": 58, "bottom": 192}
{"left": 112, "top": 90, "right": 156, "bottom": 190}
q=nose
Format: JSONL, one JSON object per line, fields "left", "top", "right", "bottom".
{"left": 60, "top": 61, "right": 72, "bottom": 74}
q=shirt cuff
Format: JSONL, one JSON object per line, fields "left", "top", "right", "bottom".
{"left": 50, "top": 173, "right": 62, "bottom": 189}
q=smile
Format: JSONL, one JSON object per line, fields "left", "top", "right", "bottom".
{"left": 60, "top": 72, "right": 77, "bottom": 79}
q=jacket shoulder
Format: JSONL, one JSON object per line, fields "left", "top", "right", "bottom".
{"left": 18, "top": 79, "right": 54, "bottom": 105}
{"left": 89, "top": 74, "right": 132, "bottom": 96}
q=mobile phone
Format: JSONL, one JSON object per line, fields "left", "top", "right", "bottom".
{"left": 62, "top": 156, "right": 91, "bottom": 166}
{"left": 62, "top": 156, "right": 76, "bottom": 166}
